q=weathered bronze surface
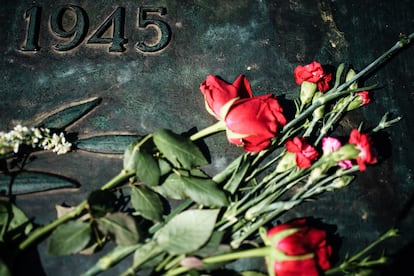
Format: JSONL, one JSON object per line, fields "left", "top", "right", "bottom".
{"left": 1, "top": 0, "right": 414, "bottom": 275}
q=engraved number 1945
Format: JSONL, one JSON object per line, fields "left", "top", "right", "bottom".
{"left": 21, "top": 5, "right": 171, "bottom": 53}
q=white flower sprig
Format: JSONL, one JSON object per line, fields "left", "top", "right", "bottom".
{"left": 0, "top": 125, "right": 71, "bottom": 155}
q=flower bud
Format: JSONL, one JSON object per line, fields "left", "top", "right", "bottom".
{"left": 329, "top": 175, "right": 354, "bottom": 189}
{"left": 300, "top": 81, "right": 317, "bottom": 105}
{"left": 347, "top": 91, "right": 371, "bottom": 111}
{"left": 331, "top": 144, "right": 360, "bottom": 162}
{"left": 275, "top": 152, "right": 296, "bottom": 173}
{"left": 311, "top": 92, "right": 325, "bottom": 119}
{"left": 345, "top": 68, "right": 358, "bottom": 90}
{"left": 308, "top": 167, "right": 324, "bottom": 183}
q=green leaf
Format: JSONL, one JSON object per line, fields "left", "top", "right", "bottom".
{"left": 131, "top": 186, "right": 164, "bottom": 222}
{"left": 152, "top": 173, "right": 186, "bottom": 200}
{"left": 48, "top": 220, "right": 92, "bottom": 256}
{"left": 123, "top": 135, "right": 153, "bottom": 173}
{"left": 0, "top": 259, "right": 11, "bottom": 276}
{"left": 181, "top": 174, "right": 228, "bottom": 207}
{"left": 158, "top": 158, "right": 172, "bottom": 176}
{"left": 193, "top": 231, "right": 225, "bottom": 257}
{"left": 136, "top": 149, "right": 160, "bottom": 186}
{"left": 155, "top": 209, "right": 220, "bottom": 255}
{"left": 87, "top": 190, "right": 117, "bottom": 218}
{"left": 0, "top": 171, "right": 80, "bottom": 195}
{"left": 0, "top": 201, "right": 33, "bottom": 242}
{"left": 76, "top": 134, "right": 141, "bottom": 154}
{"left": 123, "top": 140, "right": 141, "bottom": 172}
{"left": 153, "top": 129, "right": 208, "bottom": 169}
{"left": 33, "top": 97, "right": 101, "bottom": 130}
{"left": 97, "top": 212, "right": 139, "bottom": 246}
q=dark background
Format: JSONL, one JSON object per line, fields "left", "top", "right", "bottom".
{"left": 1, "top": 0, "right": 413, "bottom": 275}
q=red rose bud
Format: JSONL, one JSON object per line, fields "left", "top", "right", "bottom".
{"left": 294, "top": 61, "right": 332, "bottom": 92}
{"left": 200, "top": 74, "right": 253, "bottom": 119}
{"left": 286, "top": 137, "right": 319, "bottom": 169}
{"left": 348, "top": 129, "right": 377, "bottom": 171}
{"left": 347, "top": 91, "right": 371, "bottom": 111}
{"left": 275, "top": 152, "right": 296, "bottom": 173}
{"left": 224, "top": 94, "right": 286, "bottom": 152}
{"left": 266, "top": 218, "right": 332, "bottom": 276}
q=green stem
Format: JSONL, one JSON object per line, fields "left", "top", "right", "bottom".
{"left": 165, "top": 247, "right": 272, "bottom": 276}
{"left": 19, "top": 200, "right": 87, "bottom": 250}
{"left": 18, "top": 170, "right": 134, "bottom": 250}
{"left": 189, "top": 120, "right": 226, "bottom": 141}
{"left": 82, "top": 244, "right": 141, "bottom": 276}
{"left": 326, "top": 228, "right": 398, "bottom": 275}
{"left": 347, "top": 228, "right": 398, "bottom": 263}
{"left": 282, "top": 32, "right": 414, "bottom": 134}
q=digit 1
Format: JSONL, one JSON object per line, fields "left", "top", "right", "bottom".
{"left": 136, "top": 7, "right": 171, "bottom": 53}
{"left": 21, "top": 6, "right": 41, "bottom": 51}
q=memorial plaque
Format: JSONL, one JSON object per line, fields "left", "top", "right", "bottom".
{"left": 1, "top": 0, "right": 414, "bottom": 275}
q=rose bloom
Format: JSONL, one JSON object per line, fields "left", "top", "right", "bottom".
{"left": 294, "top": 61, "right": 332, "bottom": 92}
{"left": 267, "top": 218, "right": 332, "bottom": 276}
{"left": 348, "top": 129, "right": 377, "bottom": 171}
{"left": 200, "top": 74, "right": 252, "bottom": 119}
{"left": 224, "top": 94, "right": 286, "bottom": 152}
{"left": 322, "top": 137, "right": 352, "bottom": 169}
{"left": 286, "top": 137, "right": 319, "bottom": 168}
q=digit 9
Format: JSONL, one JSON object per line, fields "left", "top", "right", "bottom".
{"left": 49, "top": 5, "right": 88, "bottom": 51}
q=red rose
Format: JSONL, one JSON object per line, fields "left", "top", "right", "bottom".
{"left": 286, "top": 137, "right": 319, "bottom": 168}
{"left": 224, "top": 94, "right": 286, "bottom": 152}
{"left": 200, "top": 74, "right": 252, "bottom": 119}
{"left": 267, "top": 218, "right": 332, "bottom": 276}
{"left": 294, "top": 61, "right": 332, "bottom": 92}
{"left": 348, "top": 129, "right": 377, "bottom": 171}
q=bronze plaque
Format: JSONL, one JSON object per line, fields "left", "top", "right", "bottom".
{"left": 1, "top": 0, "right": 414, "bottom": 275}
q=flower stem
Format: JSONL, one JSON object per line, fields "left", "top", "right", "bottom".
{"left": 282, "top": 32, "right": 414, "bottom": 135}
{"left": 19, "top": 200, "right": 87, "bottom": 250}
{"left": 18, "top": 169, "right": 134, "bottom": 250}
{"left": 325, "top": 228, "right": 398, "bottom": 275}
{"left": 189, "top": 120, "right": 226, "bottom": 141}
{"left": 165, "top": 247, "right": 272, "bottom": 276}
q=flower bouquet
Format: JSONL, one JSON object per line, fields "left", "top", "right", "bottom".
{"left": 0, "top": 33, "right": 413, "bottom": 276}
